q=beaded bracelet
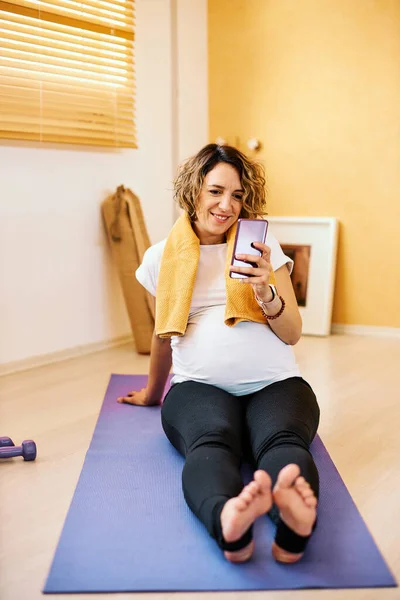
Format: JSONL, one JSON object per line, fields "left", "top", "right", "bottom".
{"left": 259, "top": 296, "right": 286, "bottom": 320}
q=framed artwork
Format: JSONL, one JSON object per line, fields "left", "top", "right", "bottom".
{"left": 268, "top": 217, "right": 339, "bottom": 335}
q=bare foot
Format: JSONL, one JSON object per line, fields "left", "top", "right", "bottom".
{"left": 272, "top": 464, "right": 317, "bottom": 563}
{"left": 220, "top": 470, "right": 272, "bottom": 563}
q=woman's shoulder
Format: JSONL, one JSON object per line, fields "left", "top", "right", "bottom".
{"left": 265, "top": 225, "right": 294, "bottom": 273}
{"left": 142, "top": 238, "right": 167, "bottom": 267}
{"left": 136, "top": 238, "right": 167, "bottom": 296}
{"left": 265, "top": 226, "right": 278, "bottom": 244}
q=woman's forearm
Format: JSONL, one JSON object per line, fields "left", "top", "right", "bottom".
{"left": 256, "top": 266, "right": 302, "bottom": 346}
{"left": 146, "top": 332, "right": 173, "bottom": 404}
{"left": 265, "top": 299, "right": 302, "bottom": 345}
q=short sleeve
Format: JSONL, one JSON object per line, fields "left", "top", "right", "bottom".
{"left": 266, "top": 229, "right": 293, "bottom": 275}
{"left": 135, "top": 239, "right": 166, "bottom": 297}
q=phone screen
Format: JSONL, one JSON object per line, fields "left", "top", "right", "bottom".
{"left": 230, "top": 219, "right": 268, "bottom": 279}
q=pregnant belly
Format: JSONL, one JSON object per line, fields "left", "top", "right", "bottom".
{"left": 170, "top": 306, "right": 299, "bottom": 391}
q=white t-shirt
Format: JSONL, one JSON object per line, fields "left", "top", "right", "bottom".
{"left": 136, "top": 229, "right": 301, "bottom": 396}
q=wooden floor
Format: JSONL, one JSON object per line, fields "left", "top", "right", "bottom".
{"left": 0, "top": 334, "right": 399, "bottom": 600}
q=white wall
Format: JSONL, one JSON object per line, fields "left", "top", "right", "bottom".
{"left": 0, "top": 0, "right": 208, "bottom": 367}
{"left": 176, "top": 0, "right": 209, "bottom": 163}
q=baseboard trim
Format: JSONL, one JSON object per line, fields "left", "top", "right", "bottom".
{"left": 0, "top": 334, "right": 134, "bottom": 377}
{"left": 331, "top": 323, "right": 400, "bottom": 338}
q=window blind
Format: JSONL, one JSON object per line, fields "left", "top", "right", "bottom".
{"left": 0, "top": 0, "right": 136, "bottom": 147}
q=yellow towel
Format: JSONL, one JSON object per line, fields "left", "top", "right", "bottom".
{"left": 156, "top": 212, "right": 276, "bottom": 338}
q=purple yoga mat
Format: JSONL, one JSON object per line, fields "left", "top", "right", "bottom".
{"left": 43, "top": 374, "right": 396, "bottom": 593}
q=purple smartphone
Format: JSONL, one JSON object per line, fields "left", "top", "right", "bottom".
{"left": 230, "top": 218, "right": 268, "bottom": 279}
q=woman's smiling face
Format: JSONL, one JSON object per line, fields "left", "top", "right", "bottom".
{"left": 192, "top": 162, "right": 243, "bottom": 245}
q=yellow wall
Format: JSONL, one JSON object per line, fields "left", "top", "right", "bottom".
{"left": 209, "top": 0, "right": 400, "bottom": 327}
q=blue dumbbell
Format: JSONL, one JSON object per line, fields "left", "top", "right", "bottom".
{"left": 0, "top": 437, "right": 15, "bottom": 448}
{"left": 0, "top": 440, "right": 37, "bottom": 461}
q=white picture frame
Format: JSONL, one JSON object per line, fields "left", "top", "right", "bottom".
{"left": 267, "top": 217, "right": 339, "bottom": 336}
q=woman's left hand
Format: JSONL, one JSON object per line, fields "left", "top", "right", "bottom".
{"left": 229, "top": 242, "right": 274, "bottom": 303}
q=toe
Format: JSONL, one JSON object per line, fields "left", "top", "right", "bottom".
{"left": 295, "top": 476, "right": 306, "bottom": 487}
{"left": 240, "top": 490, "right": 254, "bottom": 505}
{"left": 297, "top": 486, "right": 314, "bottom": 500}
{"left": 247, "top": 481, "right": 259, "bottom": 496}
{"left": 275, "top": 464, "right": 300, "bottom": 490}
{"left": 305, "top": 496, "right": 318, "bottom": 508}
{"left": 235, "top": 496, "right": 248, "bottom": 511}
{"left": 294, "top": 478, "right": 311, "bottom": 493}
{"left": 254, "top": 469, "right": 272, "bottom": 491}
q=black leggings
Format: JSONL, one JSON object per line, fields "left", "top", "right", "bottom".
{"left": 161, "top": 377, "right": 320, "bottom": 551}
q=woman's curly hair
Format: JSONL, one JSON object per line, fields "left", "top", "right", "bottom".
{"left": 174, "top": 144, "right": 267, "bottom": 221}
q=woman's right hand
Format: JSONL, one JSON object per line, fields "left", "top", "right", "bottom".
{"left": 117, "top": 387, "right": 158, "bottom": 406}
